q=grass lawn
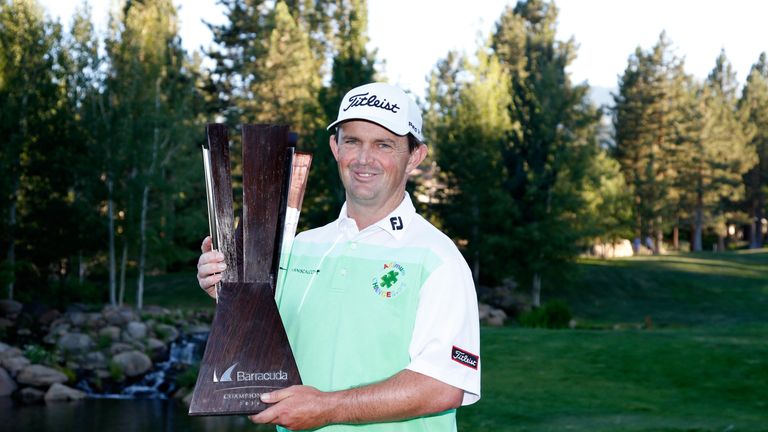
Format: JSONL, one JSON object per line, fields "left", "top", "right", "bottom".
{"left": 137, "top": 250, "right": 768, "bottom": 431}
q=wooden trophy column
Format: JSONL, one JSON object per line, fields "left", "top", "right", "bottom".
{"left": 189, "top": 124, "right": 308, "bottom": 416}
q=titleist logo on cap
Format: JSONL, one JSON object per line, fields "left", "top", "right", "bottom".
{"left": 343, "top": 92, "right": 400, "bottom": 114}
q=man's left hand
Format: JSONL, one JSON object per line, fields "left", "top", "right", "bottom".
{"left": 249, "top": 385, "right": 336, "bottom": 430}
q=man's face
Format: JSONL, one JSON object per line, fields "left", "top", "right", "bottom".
{"left": 330, "top": 120, "right": 426, "bottom": 212}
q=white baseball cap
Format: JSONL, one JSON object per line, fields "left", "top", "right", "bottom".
{"left": 327, "top": 82, "right": 424, "bottom": 143}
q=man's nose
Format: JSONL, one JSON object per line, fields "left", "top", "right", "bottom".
{"left": 356, "top": 143, "right": 373, "bottom": 164}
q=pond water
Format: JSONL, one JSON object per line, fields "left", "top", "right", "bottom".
{"left": 0, "top": 397, "right": 274, "bottom": 432}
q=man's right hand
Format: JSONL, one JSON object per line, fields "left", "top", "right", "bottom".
{"left": 197, "top": 236, "right": 226, "bottom": 299}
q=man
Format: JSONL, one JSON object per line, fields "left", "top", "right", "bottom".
{"left": 197, "top": 82, "right": 480, "bottom": 431}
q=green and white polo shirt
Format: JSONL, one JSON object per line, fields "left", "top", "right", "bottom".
{"left": 275, "top": 194, "right": 480, "bottom": 431}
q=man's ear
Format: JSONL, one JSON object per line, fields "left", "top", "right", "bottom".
{"left": 407, "top": 144, "right": 428, "bottom": 173}
{"left": 329, "top": 133, "right": 340, "bottom": 161}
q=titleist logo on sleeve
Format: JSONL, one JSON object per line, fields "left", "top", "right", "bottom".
{"left": 343, "top": 92, "right": 400, "bottom": 113}
{"left": 451, "top": 346, "right": 479, "bottom": 369}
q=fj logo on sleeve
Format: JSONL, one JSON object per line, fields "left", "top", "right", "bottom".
{"left": 451, "top": 346, "right": 479, "bottom": 370}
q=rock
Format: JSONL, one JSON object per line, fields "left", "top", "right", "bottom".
{"left": 0, "top": 299, "right": 22, "bottom": 318}
{"left": 0, "top": 346, "right": 22, "bottom": 360}
{"left": 19, "top": 387, "right": 45, "bottom": 404}
{"left": 0, "top": 367, "right": 17, "bottom": 396}
{"left": 85, "top": 312, "right": 105, "bottom": 329}
{"left": 99, "top": 326, "right": 121, "bottom": 342}
{"left": 81, "top": 352, "right": 107, "bottom": 370}
{"left": 109, "top": 342, "right": 133, "bottom": 356}
{"left": 67, "top": 312, "right": 87, "bottom": 327}
{"left": 112, "top": 350, "right": 152, "bottom": 377}
{"left": 142, "top": 305, "right": 171, "bottom": 317}
{"left": 146, "top": 338, "right": 167, "bottom": 360}
{"left": 57, "top": 333, "right": 94, "bottom": 354}
{"left": 16, "top": 365, "right": 68, "bottom": 387}
{"left": 44, "top": 383, "right": 86, "bottom": 402}
{"left": 126, "top": 321, "right": 148, "bottom": 340}
{"left": 44, "top": 321, "right": 71, "bottom": 344}
{"left": 479, "top": 302, "right": 507, "bottom": 327}
{"left": 0, "top": 317, "right": 13, "bottom": 330}
{"left": 102, "top": 306, "right": 137, "bottom": 326}
{"left": 0, "top": 342, "right": 9, "bottom": 352}
{"left": 37, "top": 309, "right": 61, "bottom": 326}
{"left": 1, "top": 355, "right": 30, "bottom": 377}
{"left": 154, "top": 324, "right": 179, "bottom": 343}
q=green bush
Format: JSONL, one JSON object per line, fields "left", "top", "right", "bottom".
{"left": 24, "top": 344, "right": 52, "bottom": 364}
{"left": 175, "top": 364, "right": 199, "bottom": 389}
{"left": 519, "top": 299, "right": 572, "bottom": 329}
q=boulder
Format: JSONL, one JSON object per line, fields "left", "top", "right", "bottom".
{"left": 102, "top": 306, "right": 137, "bottom": 326}
{"left": 146, "top": 338, "right": 167, "bottom": 360}
{"left": 154, "top": 324, "right": 179, "bottom": 343}
{"left": 0, "top": 346, "right": 23, "bottom": 360}
{"left": 109, "top": 342, "right": 134, "bottom": 356}
{"left": 85, "top": 312, "right": 105, "bottom": 329}
{"left": 81, "top": 352, "right": 107, "bottom": 370}
{"left": 16, "top": 365, "right": 68, "bottom": 387}
{"left": 126, "top": 321, "right": 148, "bottom": 340}
{"left": 37, "top": 309, "right": 61, "bottom": 326}
{"left": 0, "top": 355, "right": 30, "bottom": 377}
{"left": 67, "top": 312, "right": 87, "bottom": 327}
{"left": 0, "top": 342, "right": 9, "bottom": 352}
{"left": 44, "top": 383, "right": 86, "bottom": 402}
{"left": 0, "top": 318, "right": 13, "bottom": 330}
{"left": 98, "top": 326, "right": 121, "bottom": 342}
{"left": 19, "top": 387, "right": 45, "bottom": 404}
{"left": 0, "top": 299, "right": 22, "bottom": 318}
{"left": 112, "top": 350, "right": 152, "bottom": 377}
{"left": 57, "top": 333, "right": 94, "bottom": 354}
{"left": 0, "top": 367, "right": 17, "bottom": 396}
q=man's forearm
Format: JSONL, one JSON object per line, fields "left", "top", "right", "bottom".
{"left": 251, "top": 369, "right": 464, "bottom": 430}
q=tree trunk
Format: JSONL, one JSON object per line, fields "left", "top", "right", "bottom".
{"left": 717, "top": 234, "right": 725, "bottom": 252}
{"left": 136, "top": 184, "right": 150, "bottom": 311}
{"left": 672, "top": 225, "right": 679, "bottom": 251}
{"left": 107, "top": 179, "right": 117, "bottom": 306}
{"left": 693, "top": 204, "right": 703, "bottom": 252}
{"left": 6, "top": 198, "right": 16, "bottom": 300}
{"left": 531, "top": 273, "right": 542, "bottom": 308}
{"left": 118, "top": 241, "right": 128, "bottom": 307}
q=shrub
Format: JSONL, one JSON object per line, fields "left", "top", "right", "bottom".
{"left": 519, "top": 299, "right": 572, "bottom": 329}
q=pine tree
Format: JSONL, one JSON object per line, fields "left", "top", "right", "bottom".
{"left": 613, "top": 32, "right": 690, "bottom": 254}
{"left": 427, "top": 43, "right": 516, "bottom": 285}
{"left": 0, "top": 0, "right": 71, "bottom": 300}
{"left": 739, "top": 53, "right": 768, "bottom": 248}
{"left": 491, "top": 0, "right": 601, "bottom": 305}
{"left": 105, "top": 0, "right": 199, "bottom": 309}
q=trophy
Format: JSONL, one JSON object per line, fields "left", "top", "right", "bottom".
{"left": 189, "top": 124, "right": 311, "bottom": 416}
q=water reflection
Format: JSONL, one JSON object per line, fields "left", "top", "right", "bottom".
{"left": 0, "top": 398, "right": 274, "bottom": 432}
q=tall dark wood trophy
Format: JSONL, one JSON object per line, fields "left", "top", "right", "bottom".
{"left": 188, "top": 124, "right": 312, "bottom": 416}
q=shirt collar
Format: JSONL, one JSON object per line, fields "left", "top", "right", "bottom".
{"left": 336, "top": 193, "right": 417, "bottom": 240}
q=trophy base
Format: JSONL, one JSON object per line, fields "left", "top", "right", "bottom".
{"left": 188, "top": 281, "right": 301, "bottom": 416}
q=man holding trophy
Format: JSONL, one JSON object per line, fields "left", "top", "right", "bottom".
{"left": 196, "top": 82, "right": 480, "bottom": 431}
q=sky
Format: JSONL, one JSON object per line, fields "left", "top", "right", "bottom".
{"left": 40, "top": 0, "right": 768, "bottom": 100}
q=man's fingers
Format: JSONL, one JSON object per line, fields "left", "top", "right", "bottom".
{"left": 260, "top": 388, "right": 290, "bottom": 403}
{"left": 249, "top": 405, "right": 279, "bottom": 425}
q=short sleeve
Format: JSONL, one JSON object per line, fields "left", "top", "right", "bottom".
{"left": 405, "top": 256, "right": 481, "bottom": 405}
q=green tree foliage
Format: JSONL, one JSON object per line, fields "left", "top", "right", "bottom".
{"left": 739, "top": 53, "right": 768, "bottom": 248}
{"left": 491, "top": 0, "right": 601, "bottom": 304}
{"left": 104, "top": 0, "right": 201, "bottom": 309}
{"left": 613, "top": 32, "right": 690, "bottom": 253}
{"left": 686, "top": 51, "right": 755, "bottom": 251}
{"left": 0, "top": 0, "right": 84, "bottom": 300}
{"left": 426, "top": 44, "right": 516, "bottom": 285}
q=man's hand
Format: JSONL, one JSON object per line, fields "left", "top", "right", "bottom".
{"left": 196, "top": 236, "right": 226, "bottom": 299}
{"left": 249, "top": 385, "right": 335, "bottom": 431}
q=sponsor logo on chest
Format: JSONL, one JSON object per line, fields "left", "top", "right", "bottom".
{"left": 371, "top": 262, "right": 407, "bottom": 299}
